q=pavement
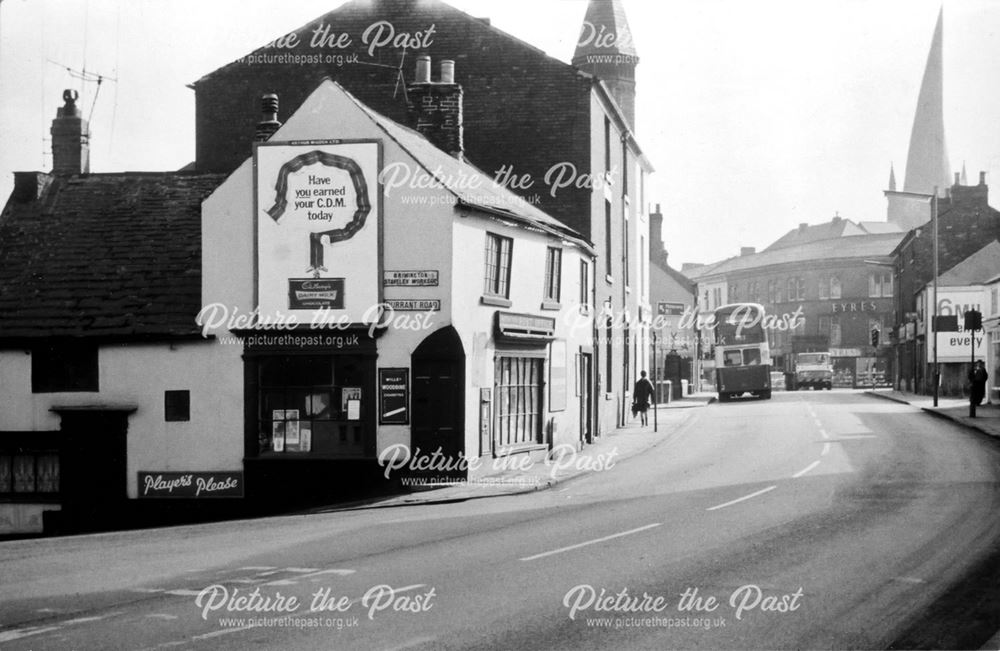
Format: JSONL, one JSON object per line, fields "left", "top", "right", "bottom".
{"left": 866, "top": 388, "right": 1000, "bottom": 440}
{"left": 335, "top": 392, "right": 716, "bottom": 509}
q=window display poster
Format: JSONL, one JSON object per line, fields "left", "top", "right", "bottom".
{"left": 256, "top": 140, "right": 381, "bottom": 325}
{"left": 342, "top": 387, "right": 361, "bottom": 415}
{"left": 271, "top": 409, "right": 286, "bottom": 451}
{"left": 300, "top": 423, "right": 312, "bottom": 452}
{"left": 347, "top": 399, "right": 361, "bottom": 421}
{"left": 285, "top": 410, "right": 300, "bottom": 446}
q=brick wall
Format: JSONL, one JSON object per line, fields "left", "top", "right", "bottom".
{"left": 192, "top": 0, "right": 595, "bottom": 238}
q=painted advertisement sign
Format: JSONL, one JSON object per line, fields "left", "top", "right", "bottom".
{"left": 256, "top": 140, "right": 381, "bottom": 324}
{"left": 138, "top": 472, "right": 244, "bottom": 498}
{"left": 921, "top": 287, "right": 988, "bottom": 362}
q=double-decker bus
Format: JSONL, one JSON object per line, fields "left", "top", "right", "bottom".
{"left": 713, "top": 303, "right": 772, "bottom": 402}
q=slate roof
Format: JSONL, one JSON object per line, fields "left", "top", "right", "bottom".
{"left": 937, "top": 239, "right": 1000, "bottom": 286}
{"left": 0, "top": 172, "right": 226, "bottom": 340}
{"left": 765, "top": 218, "right": 867, "bottom": 251}
{"left": 690, "top": 232, "right": 905, "bottom": 280}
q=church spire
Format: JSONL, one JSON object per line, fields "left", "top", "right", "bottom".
{"left": 903, "top": 6, "right": 951, "bottom": 196}
{"left": 888, "top": 163, "right": 897, "bottom": 191}
{"left": 572, "top": 0, "right": 638, "bottom": 130}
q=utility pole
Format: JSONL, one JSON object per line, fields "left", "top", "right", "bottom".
{"left": 932, "top": 188, "right": 939, "bottom": 407}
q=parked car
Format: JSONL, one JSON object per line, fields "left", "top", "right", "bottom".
{"left": 770, "top": 371, "right": 786, "bottom": 391}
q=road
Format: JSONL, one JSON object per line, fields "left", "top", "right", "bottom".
{"left": 2, "top": 392, "right": 1000, "bottom": 650}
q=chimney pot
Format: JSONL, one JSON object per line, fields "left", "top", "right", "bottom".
{"left": 799, "top": 222, "right": 808, "bottom": 231}
{"left": 980, "top": 171, "right": 987, "bottom": 186}
{"left": 740, "top": 246, "right": 756, "bottom": 257}
{"left": 254, "top": 93, "right": 282, "bottom": 143}
{"left": 50, "top": 89, "right": 90, "bottom": 175}
{"left": 415, "top": 55, "right": 431, "bottom": 83}
{"left": 440, "top": 60, "right": 456, "bottom": 84}
{"left": 954, "top": 172, "right": 961, "bottom": 186}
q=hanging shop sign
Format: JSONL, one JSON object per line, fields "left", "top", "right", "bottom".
{"left": 379, "top": 368, "right": 409, "bottom": 425}
{"left": 495, "top": 312, "right": 556, "bottom": 341}
{"left": 384, "top": 270, "right": 439, "bottom": 287}
{"left": 256, "top": 140, "right": 381, "bottom": 324}
{"left": 657, "top": 302, "right": 686, "bottom": 317}
{"left": 138, "top": 472, "right": 244, "bottom": 498}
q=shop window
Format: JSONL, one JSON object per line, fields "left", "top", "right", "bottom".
{"left": 484, "top": 233, "right": 513, "bottom": 298}
{"left": 258, "top": 355, "right": 367, "bottom": 457}
{"left": 544, "top": 247, "right": 562, "bottom": 302}
{"left": 164, "top": 390, "right": 190, "bottom": 422}
{"left": 31, "top": 344, "right": 98, "bottom": 393}
{"left": 495, "top": 356, "right": 543, "bottom": 449}
{"left": 579, "top": 260, "right": 590, "bottom": 310}
{"left": 0, "top": 453, "right": 60, "bottom": 494}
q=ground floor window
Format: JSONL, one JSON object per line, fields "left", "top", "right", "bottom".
{"left": 495, "top": 356, "right": 543, "bottom": 449}
{"left": 0, "top": 452, "right": 60, "bottom": 494}
{"left": 257, "top": 355, "right": 368, "bottom": 457}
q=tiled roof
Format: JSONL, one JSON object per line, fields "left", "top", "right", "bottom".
{"left": 692, "top": 232, "right": 905, "bottom": 280}
{"left": 0, "top": 172, "right": 225, "bottom": 340}
{"left": 938, "top": 239, "right": 1000, "bottom": 286}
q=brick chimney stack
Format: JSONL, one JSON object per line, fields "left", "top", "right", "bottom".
{"left": 406, "top": 57, "right": 464, "bottom": 158}
{"left": 649, "top": 203, "right": 668, "bottom": 267}
{"left": 50, "top": 90, "right": 90, "bottom": 175}
{"left": 254, "top": 94, "right": 282, "bottom": 143}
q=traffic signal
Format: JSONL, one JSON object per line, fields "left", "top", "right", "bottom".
{"left": 870, "top": 327, "right": 880, "bottom": 347}
{"left": 965, "top": 310, "right": 983, "bottom": 331}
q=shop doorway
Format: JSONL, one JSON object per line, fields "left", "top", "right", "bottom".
{"left": 579, "top": 352, "right": 593, "bottom": 444}
{"left": 412, "top": 327, "right": 465, "bottom": 469}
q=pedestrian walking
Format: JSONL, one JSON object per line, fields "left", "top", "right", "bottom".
{"left": 969, "top": 360, "right": 989, "bottom": 406}
{"left": 632, "top": 370, "right": 655, "bottom": 426}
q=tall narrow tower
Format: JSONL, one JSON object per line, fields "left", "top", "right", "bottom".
{"left": 886, "top": 7, "right": 951, "bottom": 230}
{"left": 572, "top": 0, "right": 638, "bottom": 130}
{"left": 903, "top": 7, "right": 950, "bottom": 196}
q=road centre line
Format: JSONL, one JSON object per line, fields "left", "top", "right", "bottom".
{"left": 793, "top": 460, "right": 821, "bottom": 478}
{"left": 519, "top": 523, "right": 662, "bottom": 561}
{"left": 706, "top": 485, "right": 777, "bottom": 511}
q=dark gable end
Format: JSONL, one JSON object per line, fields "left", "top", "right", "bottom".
{"left": 0, "top": 173, "right": 226, "bottom": 342}
{"left": 192, "top": 0, "right": 594, "bottom": 238}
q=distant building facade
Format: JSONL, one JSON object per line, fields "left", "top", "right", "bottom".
{"left": 689, "top": 222, "right": 902, "bottom": 388}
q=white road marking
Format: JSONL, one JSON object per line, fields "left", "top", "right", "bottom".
{"left": 191, "top": 625, "right": 255, "bottom": 641}
{"left": 822, "top": 442, "right": 831, "bottom": 456}
{"left": 165, "top": 589, "right": 203, "bottom": 596}
{"left": 296, "top": 568, "right": 356, "bottom": 581}
{"left": 146, "top": 614, "right": 179, "bottom": 620}
{"left": 285, "top": 567, "right": 320, "bottom": 573}
{"left": 62, "top": 615, "right": 108, "bottom": 625}
{"left": 263, "top": 579, "right": 297, "bottom": 586}
{"left": 381, "top": 636, "right": 440, "bottom": 651}
{"left": 893, "top": 576, "right": 927, "bottom": 584}
{"left": 519, "top": 523, "right": 662, "bottom": 561}
{"left": 238, "top": 566, "right": 277, "bottom": 571}
{"left": 706, "top": 486, "right": 777, "bottom": 511}
{"left": 0, "top": 626, "right": 63, "bottom": 643}
{"left": 131, "top": 587, "right": 165, "bottom": 593}
{"left": 828, "top": 434, "right": 877, "bottom": 440}
{"left": 793, "top": 460, "right": 821, "bottom": 478}
{"left": 255, "top": 569, "right": 280, "bottom": 576}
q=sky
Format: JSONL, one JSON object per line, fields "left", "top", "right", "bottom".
{"left": 1, "top": 0, "right": 998, "bottom": 267}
